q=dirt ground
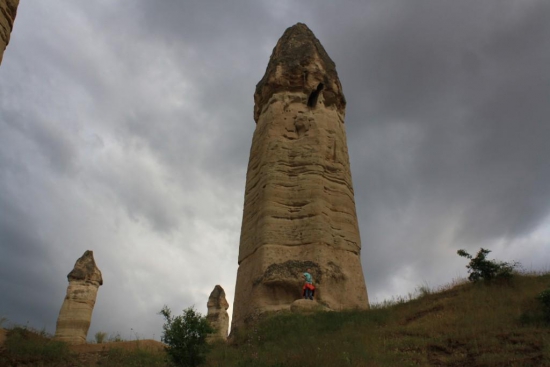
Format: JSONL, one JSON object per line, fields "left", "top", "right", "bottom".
{"left": 72, "top": 340, "right": 166, "bottom": 366}
{"left": 0, "top": 329, "right": 6, "bottom": 347}
{"left": 0, "top": 328, "right": 165, "bottom": 354}
{"left": 70, "top": 339, "right": 165, "bottom": 353}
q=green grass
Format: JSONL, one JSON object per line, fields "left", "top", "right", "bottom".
{"left": 0, "top": 326, "right": 72, "bottom": 366}
{"left": 0, "top": 327, "right": 167, "bottom": 367}
{"left": 97, "top": 348, "right": 167, "bottom": 367}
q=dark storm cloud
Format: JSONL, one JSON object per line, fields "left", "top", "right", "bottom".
{"left": 322, "top": 0, "right": 550, "bottom": 297}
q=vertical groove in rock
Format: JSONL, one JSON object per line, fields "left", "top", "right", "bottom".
{"left": 232, "top": 23, "right": 368, "bottom": 333}
{"left": 0, "top": 0, "right": 19, "bottom": 65}
{"left": 54, "top": 250, "right": 103, "bottom": 345}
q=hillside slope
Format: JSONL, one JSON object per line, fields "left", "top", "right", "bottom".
{"left": 208, "top": 273, "right": 550, "bottom": 366}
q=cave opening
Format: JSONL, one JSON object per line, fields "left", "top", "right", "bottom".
{"left": 307, "top": 83, "right": 324, "bottom": 108}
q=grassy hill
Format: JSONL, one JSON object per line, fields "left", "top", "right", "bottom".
{"left": 1, "top": 273, "right": 549, "bottom": 366}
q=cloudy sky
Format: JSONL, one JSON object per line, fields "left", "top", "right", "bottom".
{"left": 1, "top": 0, "right": 549, "bottom": 341}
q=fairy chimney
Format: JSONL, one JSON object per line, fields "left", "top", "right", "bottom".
{"left": 206, "top": 285, "right": 229, "bottom": 341}
{"left": 54, "top": 250, "right": 103, "bottom": 345}
{"left": 0, "top": 0, "right": 19, "bottom": 65}
{"left": 231, "top": 23, "right": 369, "bottom": 332}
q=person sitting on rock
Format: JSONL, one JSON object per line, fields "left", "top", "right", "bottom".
{"left": 302, "top": 268, "right": 315, "bottom": 300}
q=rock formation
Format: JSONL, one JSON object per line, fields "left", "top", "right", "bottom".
{"left": 0, "top": 0, "right": 19, "bottom": 65}
{"left": 54, "top": 250, "right": 103, "bottom": 345}
{"left": 231, "top": 23, "right": 369, "bottom": 332}
{"left": 206, "top": 285, "right": 229, "bottom": 341}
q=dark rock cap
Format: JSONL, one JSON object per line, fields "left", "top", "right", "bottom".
{"left": 254, "top": 23, "right": 346, "bottom": 122}
{"left": 67, "top": 250, "right": 103, "bottom": 285}
{"left": 207, "top": 285, "right": 229, "bottom": 310}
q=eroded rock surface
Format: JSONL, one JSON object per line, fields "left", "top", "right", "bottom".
{"left": 0, "top": 0, "right": 19, "bottom": 65}
{"left": 206, "top": 285, "right": 229, "bottom": 341}
{"left": 54, "top": 250, "right": 103, "bottom": 345}
{"left": 232, "top": 23, "right": 368, "bottom": 332}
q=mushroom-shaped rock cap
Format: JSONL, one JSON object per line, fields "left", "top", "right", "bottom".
{"left": 67, "top": 250, "right": 103, "bottom": 285}
{"left": 254, "top": 22, "right": 346, "bottom": 122}
{"left": 207, "top": 285, "right": 229, "bottom": 310}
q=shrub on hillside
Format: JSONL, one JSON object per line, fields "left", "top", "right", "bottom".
{"left": 536, "top": 289, "right": 550, "bottom": 321}
{"left": 108, "top": 332, "right": 123, "bottom": 342}
{"left": 159, "top": 305, "right": 214, "bottom": 367}
{"left": 457, "top": 248, "right": 519, "bottom": 283}
{"left": 95, "top": 331, "right": 108, "bottom": 343}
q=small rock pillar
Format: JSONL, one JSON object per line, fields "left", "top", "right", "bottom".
{"left": 206, "top": 285, "right": 229, "bottom": 341}
{"left": 54, "top": 250, "right": 103, "bottom": 345}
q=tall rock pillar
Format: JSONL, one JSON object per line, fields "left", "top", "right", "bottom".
{"left": 54, "top": 250, "right": 103, "bottom": 345}
{"left": 0, "top": 0, "right": 19, "bottom": 65}
{"left": 232, "top": 23, "right": 368, "bottom": 331}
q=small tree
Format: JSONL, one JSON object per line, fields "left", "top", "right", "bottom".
{"left": 159, "top": 305, "right": 214, "bottom": 367}
{"left": 457, "top": 248, "right": 519, "bottom": 283}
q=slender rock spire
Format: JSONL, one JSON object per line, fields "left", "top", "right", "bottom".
{"left": 232, "top": 23, "right": 368, "bottom": 333}
{"left": 0, "top": 0, "right": 19, "bottom": 65}
{"left": 54, "top": 250, "right": 103, "bottom": 345}
{"left": 206, "top": 285, "right": 229, "bottom": 342}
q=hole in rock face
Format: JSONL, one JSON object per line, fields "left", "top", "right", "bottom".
{"left": 307, "top": 83, "right": 324, "bottom": 108}
{"left": 262, "top": 281, "right": 302, "bottom": 305}
{"left": 254, "top": 260, "right": 322, "bottom": 305}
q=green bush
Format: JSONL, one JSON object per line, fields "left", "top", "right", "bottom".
{"left": 95, "top": 331, "right": 108, "bottom": 343}
{"left": 159, "top": 305, "right": 214, "bottom": 367}
{"left": 457, "top": 248, "right": 519, "bottom": 283}
{"left": 536, "top": 289, "right": 550, "bottom": 321}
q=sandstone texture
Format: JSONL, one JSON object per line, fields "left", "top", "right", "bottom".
{"left": 54, "top": 250, "right": 103, "bottom": 345}
{"left": 206, "top": 285, "right": 229, "bottom": 341}
{"left": 290, "top": 299, "right": 330, "bottom": 314}
{"left": 0, "top": 0, "right": 19, "bottom": 65}
{"left": 232, "top": 23, "right": 368, "bottom": 332}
